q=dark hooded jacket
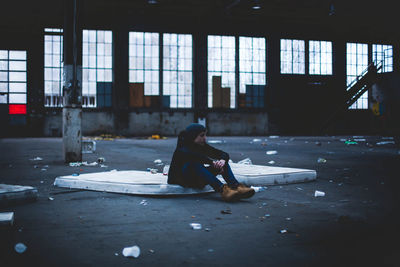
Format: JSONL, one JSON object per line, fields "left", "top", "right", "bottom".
{"left": 167, "top": 130, "right": 230, "bottom": 188}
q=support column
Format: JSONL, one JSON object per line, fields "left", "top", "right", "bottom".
{"left": 193, "top": 32, "right": 208, "bottom": 121}
{"left": 63, "top": 0, "right": 82, "bottom": 162}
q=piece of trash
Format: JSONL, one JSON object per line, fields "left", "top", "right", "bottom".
{"left": 150, "top": 168, "right": 157, "bottom": 174}
{"left": 163, "top": 165, "right": 170, "bottom": 175}
{"left": 264, "top": 214, "right": 270, "bottom": 217}
{"left": 115, "top": 253, "right": 119, "bottom": 256}
{"left": 317, "top": 158, "right": 327, "bottom": 163}
{"left": 314, "top": 190, "right": 325, "bottom": 197}
{"left": 286, "top": 217, "right": 292, "bottom": 221}
{"left": 268, "top": 160, "right": 275, "bottom": 164}
{"left": 296, "top": 187, "right": 303, "bottom": 190}
{"left": 154, "top": 159, "right": 162, "bottom": 164}
{"left": 14, "top": 243, "right": 27, "bottom": 254}
{"left": 100, "top": 164, "right": 108, "bottom": 168}
{"left": 354, "top": 138, "right": 366, "bottom": 142}
{"left": 40, "top": 181, "right": 44, "bottom": 184}
{"left": 140, "top": 200, "right": 148, "bottom": 205}
{"left": 41, "top": 168, "right": 47, "bottom": 171}
{"left": 376, "top": 141, "right": 395, "bottom": 145}
{"left": 205, "top": 228, "right": 211, "bottom": 232}
{"left": 0, "top": 212, "right": 14, "bottom": 226}
{"left": 82, "top": 140, "right": 96, "bottom": 153}
{"left": 266, "top": 150, "right": 278, "bottom": 155}
{"left": 251, "top": 186, "right": 267, "bottom": 192}
{"left": 190, "top": 223, "right": 202, "bottom": 230}
{"left": 345, "top": 140, "right": 358, "bottom": 145}
{"left": 280, "top": 229, "right": 287, "bottom": 234}
{"left": 252, "top": 139, "right": 262, "bottom": 142}
{"left": 69, "top": 162, "right": 81, "bottom": 167}
{"left": 97, "top": 157, "right": 106, "bottom": 163}
{"left": 269, "top": 136, "right": 279, "bottom": 138}
{"left": 315, "top": 141, "right": 321, "bottom": 146}
{"left": 208, "top": 140, "right": 223, "bottom": 144}
{"left": 221, "top": 209, "right": 232, "bottom": 214}
{"left": 149, "top": 249, "right": 155, "bottom": 253}
{"left": 71, "top": 173, "right": 79, "bottom": 176}
{"left": 30, "top": 157, "right": 43, "bottom": 161}
{"left": 48, "top": 197, "right": 54, "bottom": 201}
{"left": 237, "top": 158, "right": 252, "bottom": 165}
{"left": 122, "top": 245, "right": 140, "bottom": 258}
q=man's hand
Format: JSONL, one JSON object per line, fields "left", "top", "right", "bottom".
{"left": 213, "top": 159, "right": 226, "bottom": 174}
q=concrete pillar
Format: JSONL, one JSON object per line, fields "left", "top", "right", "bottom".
{"left": 63, "top": 0, "right": 82, "bottom": 162}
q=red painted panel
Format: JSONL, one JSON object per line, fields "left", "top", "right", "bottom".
{"left": 9, "top": 104, "right": 27, "bottom": 114}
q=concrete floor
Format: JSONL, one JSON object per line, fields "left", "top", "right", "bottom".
{"left": 0, "top": 135, "right": 399, "bottom": 267}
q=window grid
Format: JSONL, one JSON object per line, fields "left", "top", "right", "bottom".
{"left": 82, "top": 30, "right": 113, "bottom": 108}
{"left": 0, "top": 50, "right": 27, "bottom": 108}
{"left": 346, "top": 43, "right": 368, "bottom": 109}
{"left": 239, "top": 37, "right": 266, "bottom": 92}
{"left": 129, "top": 32, "right": 159, "bottom": 95}
{"left": 373, "top": 44, "right": 393, "bottom": 73}
{"left": 163, "top": 33, "right": 192, "bottom": 108}
{"left": 44, "top": 31, "right": 63, "bottom": 107}
{"left": 309, "top": 40, "right": 332, "bottom": 75}
{"left": 280, "top": 39, "right": 305, "bottom": 74}
{"left": 208, "top": 35, "right": 236, "bottom": 108}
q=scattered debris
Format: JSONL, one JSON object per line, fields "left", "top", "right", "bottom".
{"left": 82, "top": 140, "right": 96, "bottom": 153}
{"left": 69, "top": 161, "right": 99, "bottom": 167}
{"left": 122, "top": 245, "right": 140, "bottom": 258}
{"left": 140, "top": 200, "right": 148, "bottom": 206}
{"left": 266, "top": 150, "right": 278, "bottom": 155}
{"left": 296, "top": 187, "right": 303, "bottom": 190}
{"left": 237, "top": 158, "right": 252, "bottom": 165}
{"left": 204, "top": 228, "right": 211, "bottom": 232}
{"left": 48, "top": 197, "right": 54, "bottom": 201}
{"left": 190, "top": 223, "right": 202, "bottom": 230}
{"left": 162, "top": 165, "right": 170, "bottom": 175}
{"left": 149, "top": 249, "right": 155, "bottom": 253}
{"left": 14, "top": 243, "right": 27, "bottom": 254}
{"left": 97, "top": 157, "right": 106, "bottom": 163}
{"left": 251, "top": 186, "right": 267, "bottom": 192}
{"left": 154, "top": 159, "right": 162, "bottom": 164}
{"left": 264, "top": 214, "right": 270, "bottom": 217}
{"left": 208, "top": 140, "right": 223, "bottom": 144}
{"left": 30, "top": 157, "right": 43, "bottom": 161}
{"left": 376, "top": 141, "right": 395, "bottom": 145}
{"left": 252, "top": 139, "right": 262, "bottom": 142}
{"left": 345, "top": 140, "right": 358, "bottom": 145}
{"left": 354, "top": 138, "right": 366, "bottom": 142}
{"left": 315, "top": 141, "right": 321, "bottom": 146}
{"left": 149, "top": 169, "right": 157, "bottom": 174}
{"left": 317, "top": 158, "right": 327, "bottom": 163}
{"left": 0, "top": 212, "right": 14, "bottom": 226}
{"left": 268, "top": 160, "right": 275, "bottom": 164}
{"left": 280, "top": 229, "right": 287, "bottom": 234}
{"left": 314, "top": 190, "right": 325, "bottom": 197}
{"left": 221, "top": 209, "right": 232, "bottom": 214}
{"left": 269, "top": 136, "right": 279, "bottom": 138}
{"left": 286, "top": 217, "right": 292, "bottom": 221}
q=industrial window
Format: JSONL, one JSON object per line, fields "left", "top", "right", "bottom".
{"left": 280, "top": 39, "right": 305, "bottom": 74}
{"left": 208, "top": 35, "right": 235, "bottom": 108}
{"left": 239, "top": 36, "right": 266, "bottom": 108}
{"left": 373, "top": 44, "right": 393, "bottom": 73}
{"left": 309, "top": 40, "right": 332, "bottom": 75}
{"left": 44, "top": 28, "right": 63, "bottom": 107}
{"left": 163, "top": 33, "right": 192, "bottom": 108}
{"left": 82, "top": 30, "right": 113, "bottom": 108}
{"left": 0, "top": 50, "right": 27, "bottom": 114}
{"left": 129, "top": 32, "right": 159, "bottom": 95}
{"left": 346, "top": 43, "right": 368, "bottom": 109}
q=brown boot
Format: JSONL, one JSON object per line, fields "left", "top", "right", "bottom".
{"left": 220, "top": 184, "right": 241, "bottom": 202}
{"left": 233, "top": 183, "right": 255, "bottom": 199}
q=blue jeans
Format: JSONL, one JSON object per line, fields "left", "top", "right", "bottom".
{"left": 182, "top": 162, "right": 239, "bottom": 192}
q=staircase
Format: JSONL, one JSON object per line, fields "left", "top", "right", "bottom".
{"left": 320, "top": 61, "right": 383, "bottom": 132}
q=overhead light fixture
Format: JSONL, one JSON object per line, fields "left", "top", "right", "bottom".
{"left": 252, "top": 0, "right": 261, "bottom": 10}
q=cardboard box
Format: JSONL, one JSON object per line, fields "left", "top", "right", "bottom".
{"left": 221, "top": 87, "right": 230, "bottom": 108}
{"left": 212, "top": 76, "right": 222, "bottom": 108}
{"left": 129, "top": 83, "right": 144, "bottom": 107}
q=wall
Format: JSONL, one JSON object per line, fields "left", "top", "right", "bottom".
{"left": 41, "top": 110, "right": 268, "bottom": 137}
